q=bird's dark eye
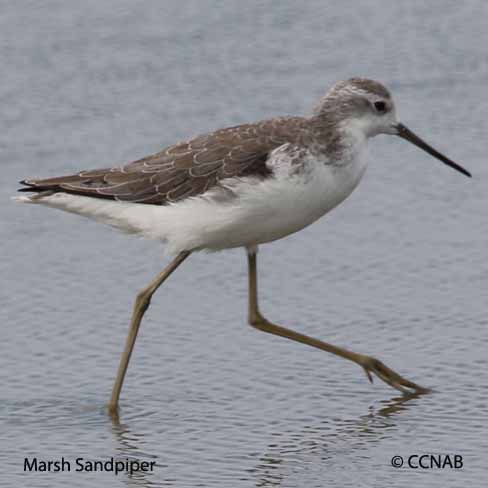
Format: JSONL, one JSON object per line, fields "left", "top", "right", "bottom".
{"left": 374, "top": 101, "right": 386, "bottom": 113}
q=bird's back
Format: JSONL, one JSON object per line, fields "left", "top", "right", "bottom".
{"left": 18, "top": 116, "right": 311, "bottom": 206}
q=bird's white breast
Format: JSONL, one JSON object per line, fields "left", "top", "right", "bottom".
{"left": 231, "top": 141, "right": 369, "bottom": 245}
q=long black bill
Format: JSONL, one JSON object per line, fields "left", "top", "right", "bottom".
{"left": 396, "top": 123, "right": 471, "bottom": 178}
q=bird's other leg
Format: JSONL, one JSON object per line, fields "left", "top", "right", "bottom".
{"left": 108, "top": 251, "right": 191, "bottom": 415}
{"left": 246, "top": 246, "right": 429, "bottom": 395}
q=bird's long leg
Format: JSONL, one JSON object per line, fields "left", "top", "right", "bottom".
{"left": 246, "top": 247, "right": 429, "bottom": 395}
{"left": 108, "top": 251, "right": 191, "bottom": 414}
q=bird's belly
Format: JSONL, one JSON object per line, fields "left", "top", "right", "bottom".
{"left": 27, "top": 157, "right": 367, "bottom": 254}
{"left": 186, "top": 159, "right": 367, "bottom": 251}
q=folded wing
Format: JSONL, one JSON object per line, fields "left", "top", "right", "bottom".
{"left": 19, "top": 117, "right": 307, "bottom": 205}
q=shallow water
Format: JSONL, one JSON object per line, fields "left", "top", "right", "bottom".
{"left": 1, "top": 1, "right": 488, "bottom": 486}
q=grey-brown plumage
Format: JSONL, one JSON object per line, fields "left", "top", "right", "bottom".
{"left": 19, "top": 116, "right": 319, "bottom": 205}
{"left": 19, "top": 77, "right": 393, "bottom": 205}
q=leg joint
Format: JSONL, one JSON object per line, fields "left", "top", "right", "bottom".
{"left": 135, "top": 289, "right": 152, "bottom": 310}
{"left": 248, "top": 312, "right": 267, "bottom": 330}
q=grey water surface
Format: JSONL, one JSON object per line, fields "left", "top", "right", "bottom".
{"left": 1, "top": 1, "right": 487, "bottom": 486}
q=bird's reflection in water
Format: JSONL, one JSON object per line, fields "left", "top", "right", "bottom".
{"left": 249, "top": 392, "right": 428, "bottom": 487}
{"left": 110, "top": 411, "right": 168, "bottom": 488}
{"left": 107, "top": 391, "right": 427, "bottom": 487}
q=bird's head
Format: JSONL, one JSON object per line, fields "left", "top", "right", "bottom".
{"left": 313, "top": 77, "right": 471, "bottom": 177}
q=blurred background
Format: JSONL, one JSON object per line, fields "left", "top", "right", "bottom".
{"left": 1, "top": 1, "right": 487, "bottom": 486}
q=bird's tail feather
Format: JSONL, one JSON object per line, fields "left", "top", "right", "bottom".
{"left": 12, "top": 190, "right": 55, "bottom": 203}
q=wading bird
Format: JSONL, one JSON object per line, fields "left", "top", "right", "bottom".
{"left": 15, "top": 78, "right": 470, "bottom": 413}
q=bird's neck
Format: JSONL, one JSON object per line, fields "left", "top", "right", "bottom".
{"left": 308, "top": 115, "right": 368, "bottom": 166}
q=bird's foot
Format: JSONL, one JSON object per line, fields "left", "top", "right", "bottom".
{"left": 357, "top": 354, "right": 430, "bottom": 395}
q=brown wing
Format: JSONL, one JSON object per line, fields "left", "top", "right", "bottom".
{"left": 19, "top": 117, "right": 308, "bottom": 205}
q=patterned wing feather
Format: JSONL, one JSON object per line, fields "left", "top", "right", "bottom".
{"left": 19, "top": 117, "right": 307, "bottom": 205}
